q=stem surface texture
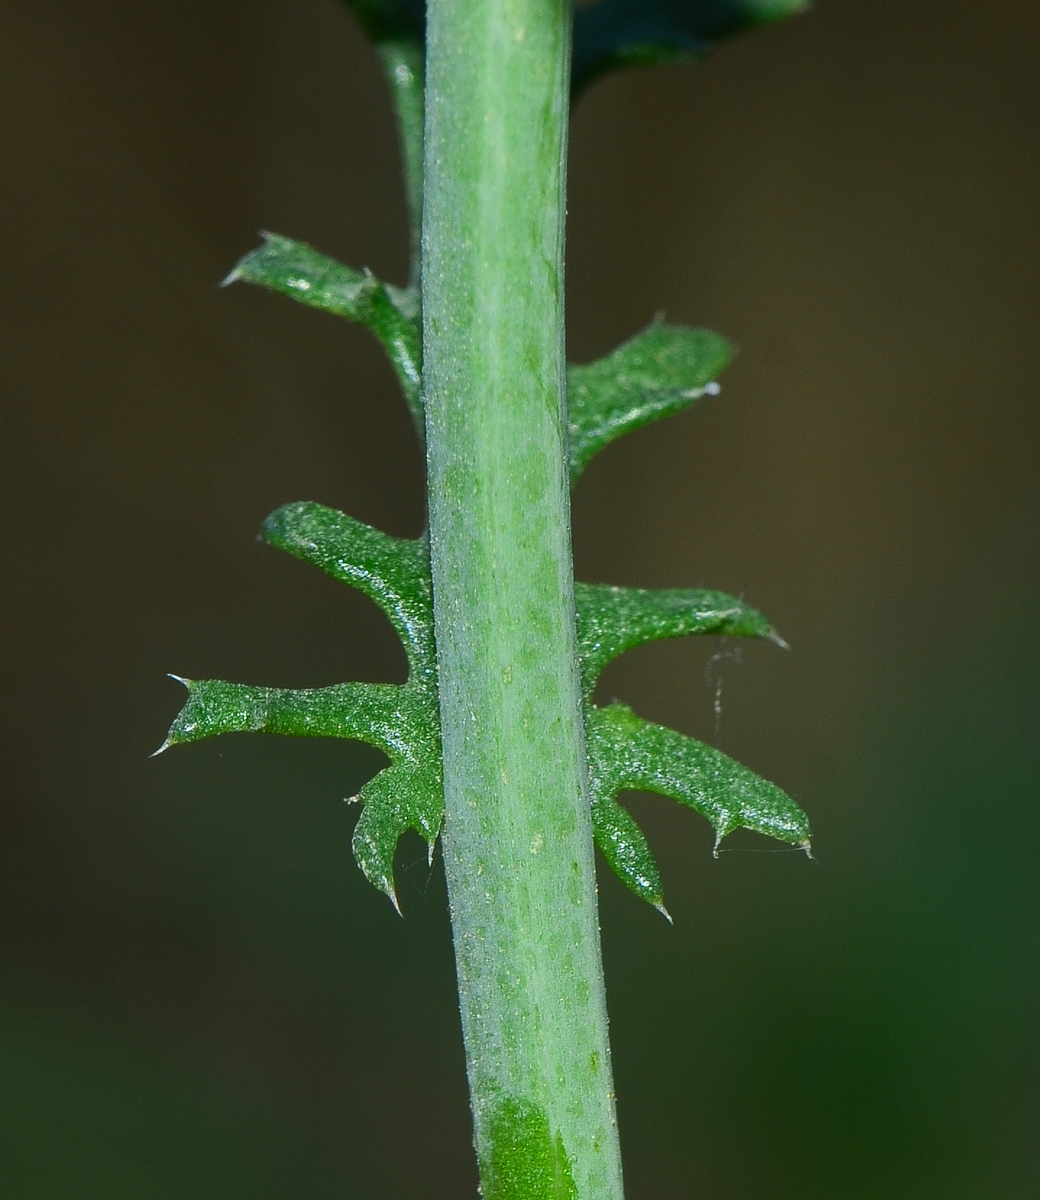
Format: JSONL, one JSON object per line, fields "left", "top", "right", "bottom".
{"left": 422, "top": 2, "right": 625, "bottom": 1198}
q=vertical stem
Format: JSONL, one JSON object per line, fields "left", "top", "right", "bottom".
{"left": 422, "top": 3, "right": 625, "bottom": 1199}
{"left": 376, "top": 39, "right": 425, "bottom": 293}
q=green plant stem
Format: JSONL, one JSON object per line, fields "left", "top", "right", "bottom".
{"left": 376, "top": 39, "right": 425, "bottom": 295}
{"left": 422, "top": 2, "right": 624, "bottom": 1198}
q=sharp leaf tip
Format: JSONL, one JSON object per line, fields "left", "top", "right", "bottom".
{"left": 654, "top": 902, "right": 674, "bottom": 925}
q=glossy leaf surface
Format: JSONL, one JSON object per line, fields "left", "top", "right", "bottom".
{"left": 575, "top": 586, "right": 804, "bottom": 909}
{"left": 586, "top": 701, "right": 811, "bottom": 853}
{"left": 567, "top": 323, "right": 732, "bottom": 481}
{"left": 163, "top": 497, "right": 808, "bottom": 910}
{"left": 172, "top": 254, "right": 809, "bottom": 911}
{"left": 261, "top": 501, "right": 434, "bottom": 675}
{"left": 161, "top": 678, "right": 403, "bottom": 749}
{"left": 229, "top": 244, "right": 730, "bottom": 476}
{"left": 162, "top": 503, "right": 441, "bottom": 910}
{"left": 589, "top": 787, "right": 665, "bottom": 912}
{"left": 574, "top": 581, "right": 781, "bottom": 698}
{"left": 226, "top": 234, "right": 423, "bottom": 430}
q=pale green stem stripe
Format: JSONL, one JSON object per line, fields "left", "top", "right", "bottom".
{"left": 422, "top": 2, "right": 625, "bottom": 1199}
{"left": 376, "top": 39, "right": 425, "bottom": 294}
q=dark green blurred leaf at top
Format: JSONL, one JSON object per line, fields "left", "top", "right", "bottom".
{"left": 340, "top": 0, "right": 425, "bottom": 44}
{"left": 573, "top": 0, "right": 810, "bottom": 94}
{"left": 339, "top": 0, "right": 809, "bottom": 94}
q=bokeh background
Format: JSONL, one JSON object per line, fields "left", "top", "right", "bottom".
{"left": 2, "top": 1, "right": 1038, "bottom": 1196}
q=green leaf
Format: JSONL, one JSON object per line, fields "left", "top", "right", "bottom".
{"left": 575, "top": 581, "right": 783, "bottom": 698}
{"left": 339, "top": 1, "right": 809, "bottom": 94}
{"left": 586, "top": 701, "right": 811, "bottom": 852}
{"left": 158, "top": 678, "right": 404, "bottom": 751}
{"left": 175, "top": 3, "right": 815, "bottom": 918}
{"left": 261, "top": 501, "right": 434, "bottom": 676}
{"left": 225, "top": 234, "right": 423, "bottom": 433}
{"left": 162, "top": 503, "right": 806, "bottom": 913}
{"left": 572, "top": 0, "right": 810, "bottom": 96}
{"left": 590, "top": 790, "right": 667, "bottom": 914}
{"left": 352, "top": 760, "right": 442, "bottom": 912}
{"left": 566, "top": 322, "right": 732, "bottom": 481}
{"left": 162, "top": 502, "right": 442, "bottom": 911}
{"left": 260, "top": 502, "right": 443, "bottom": 907}
{"left": 222, "top": 255, "right": 727, "bottom": 476}
{"left": 158, "top": 671, "right": 442, "bottom": 910}
{"left": 575, "top": 580, "right": 802, "bottom": 910}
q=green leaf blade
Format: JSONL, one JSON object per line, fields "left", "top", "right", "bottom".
{"left": 575, "top": 581, "right": 782, "bottom": 697}
{"left": 590, "top": 791, "right": 666, "bottom": 912}
{"left": 161, "top": 675, "right": 445, "bottom": 911}
{"left": 261, "top": 502, "right": 434, "bottom": 674}
{"left": 159, "top": 678, "right": 406, "bottom": 753}
{"left": 226, "top": 233, "right": 423, "bottom": 428}
{"left": 587, "top": 702, "right": 811, "bottom": 852}
{"left": 567, "top": 323, "right": 732, "bottom": 481}
{"left": 352, "top": 760, "right": 443, "bottom": 910}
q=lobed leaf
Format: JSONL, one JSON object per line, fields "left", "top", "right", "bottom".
{"left": 158, "top": 671, "right": 442, "bottom": 909}
{"left": 572, "top": 0, "right": 810, "bottom": 96}
{"left": 566, "top": 322, "right": 732, "bottom": 481}
{"left": 161, "top": 500, "right": 443, "bottom": 910}
{"left": 575, "top": 581, "right": 782, "bottom": 698}
{"left": 163, "top": 491, "right": 805, "bottom": 910}
{"left": 225, "top": 233, "right": 423, "bottom": 431}
{"left": 586, "top": 701, "right": 811, "bottom": 852}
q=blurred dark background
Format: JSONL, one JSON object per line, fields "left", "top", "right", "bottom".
{"left": 2, "top": 0, "right": 1038, "bottom": 1196}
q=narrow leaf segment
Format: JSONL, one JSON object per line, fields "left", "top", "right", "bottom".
{"left": 574, "top": 581, "right": 783, "bottom": 697}
{"left": 568, "top": 323, "right": 731, "bottom": 480}
{"left": 226, "top": 234, "right": 423, "bottom": 435}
